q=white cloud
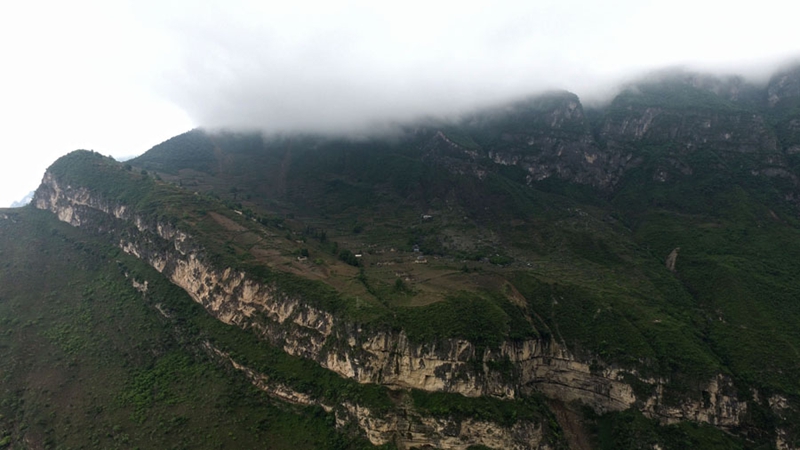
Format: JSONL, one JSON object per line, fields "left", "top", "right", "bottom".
{"left": 0, "top": 0, "right": 192, "bottom": 207}
{"left": 1, "top": 0, "right": 799, "bottom": 205}
{"left": 147, "top": 0, "right": 800, "bottom": 133}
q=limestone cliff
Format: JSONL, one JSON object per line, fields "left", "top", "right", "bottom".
{"left": 34, "top": 165, "right": 752, "bottom": 442}
{"left": 202, "top": 341, "right": 548, "bottom": 450}
{"left": 442, "top": 92, "right": 630, "bottom": 189}
{"left": 26, "top": 64, "right": 800, "bottom": 448}
{"left": 420, "top": 79, "right": 790, "bottom": 194}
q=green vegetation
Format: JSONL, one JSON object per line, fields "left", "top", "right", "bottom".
{"left": 41, "top": 150, "right": 541, "bottom": 348}
{"left": 410, "top": 390, "right": 549, "bottom": 427}
{"left": 43, "top": 93, "right": 800, "bottom": 405}
{"left": 585, "top": 408, "right": 752, "bottom": 450}
{"left": 338, "top": 249, "right": 361, "bottom": 266}
{"left": 133, "top": 128, "right": 220, "bottom": 174}
{"left": 14, "top": 65, "right": 800, "bottom": 446}
{"left": 611, "top": 80, "right": 744, "bottom": 112}
{"left": 0, "top": 208, "right": 383, "bottom": 449}
{"left": 396, "top": 291, "right": 535, "bottom": 348}
{"left": 0, "top": 207, "right": 554, "bottom": 448}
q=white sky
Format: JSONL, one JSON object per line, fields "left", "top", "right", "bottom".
{"left": 1, "top": 0, "right": 799, "bottom": 207}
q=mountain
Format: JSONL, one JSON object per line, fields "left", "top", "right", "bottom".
{"left": 9, "top": 191, "right": 34, "bottom": 208}
{"left": 4, "top": 64, "right": 800, "bottom": 449}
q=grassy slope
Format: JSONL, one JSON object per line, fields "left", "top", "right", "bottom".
{"left": 0, "top": 205, "right": 560, "bottom": 448}
{"left": 0, "top": 207, "right": 383, "bottom": 449}
{"left": 49, "top": 150, "right": 540, "bottom": 347}
{"left": 131, "top": 129, "right": 787, "bottom": 447}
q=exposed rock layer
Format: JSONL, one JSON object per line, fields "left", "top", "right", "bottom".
{"left": 34, "top": 170, "right": 749, "bottom": 438}
{"left": 204, "top": 341, "right": 548, "bottom": 450}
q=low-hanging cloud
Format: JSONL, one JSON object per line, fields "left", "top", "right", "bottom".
{"left": 143, "top": 0, "right": 800, "bottom": 135}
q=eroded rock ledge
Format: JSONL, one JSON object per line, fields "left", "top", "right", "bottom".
{"left": 202, "top": 341, "right": 546, "bottom": 450}
{"left": 34, "top": 171, "right": 748, "bottom": 434}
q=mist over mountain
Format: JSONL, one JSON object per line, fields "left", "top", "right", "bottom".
{"left": 170, "top": 57, "right": 797, "bottom": 140}
{"left": 146, "top": 0, "right": 800, "bottom": 136}
{"left": 3, "top": 62, "right": 800, "bottom": 449}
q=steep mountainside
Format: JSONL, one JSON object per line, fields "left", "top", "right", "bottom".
{"left": 4, "top": 64, "right": 800, "bottom": 449}
{"left": 0, "top": 207, "right": 384, "bottom": 449}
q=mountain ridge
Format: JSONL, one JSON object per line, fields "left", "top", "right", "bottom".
{"left": 4, "top": 63, "right": 800, "bottom": 449}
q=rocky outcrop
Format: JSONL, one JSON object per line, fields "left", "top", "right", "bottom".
{"left": 642, "top": 375, "right": 745, "bottom": 427}
{"left": 424, "top": 79, "right": 790, "bottom": 192}
{"left": 768, "top": 65, "right": 800, "bottom": 153}
{"left": 665, "top": 247, "right": 679, "bottom": 272}
{"left": 34, "top": 169, "right": 753, "bottom": 440}
{"left": 463, "top": 92, "right": 630, "bottom": 189}
{"left": 768, "top": 65, "right": 800, "bottom": 108}
{"left": 598, "top": 104, "right": 779, "bottom": 155}
{"left": 204, "top": 341, "right": 549, "bottom": 450}
{"left": 36, "top": 168, "right": 635, "bottom": 404}
{"left": 339, "top": 404, "right": 547, "bottom": 450}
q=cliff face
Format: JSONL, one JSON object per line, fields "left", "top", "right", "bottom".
{"left": 203, "top": 341, "right": 547, "bottom": 450}
{"left": 599, "top": 105, "right": 778, "bottom": 155}
{"left": 768, "top": 65, "right": 800, "bottom": 156}
{"left": 768, "top": 65, "right": 800, "bottom": 108}
{"left": 420, "top": 76, "right": 794, "bottom": 194}
{"left": 34, "top": 165, "right": 751, "bottom": 439}
{"left": 457, "top": 92, "right": 629, "bottom": 189}
{"left": 24, "top": 64, "right": 800, "bottom": 448}
{"left": 33, "top": 171, "right": 552, "bottom": 449}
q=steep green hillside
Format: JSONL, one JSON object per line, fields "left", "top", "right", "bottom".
{"left": 19, "top": 154, "right": 569, "bottom": 448}
{"left": 128, "top": 66, "right": 800, "bottom": 447}
{"left": 7, "top": 64, "right": 800, "bottom": 449}
{"left": 128, "top": 97, "right": 800, "bottom": 398}
{"left": 0, "top": 207, "right": 386, "bottom": 449}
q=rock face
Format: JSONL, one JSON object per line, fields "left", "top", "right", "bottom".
{"left": 768, "top": 65, "right": 800, "bottom": 108}
{"left": 203, "top": 342, "right": 548, "bottom": 450}
{"left": 665, "top": 247, "right": 679, "bottom": 272}
{"left": 35, "top": 67, "right": 800, "bottom": 445}
{"left": 34, "top": 167, "right": 752, "bottom": 440}
{"left": 598, "top": 104, "right": 778, "bottom": 155}
{"left": 412, "top": 71, "right": 799, "bottom": 198}
{"left": 460, "top": 92, "right": 629, "bottom": 189}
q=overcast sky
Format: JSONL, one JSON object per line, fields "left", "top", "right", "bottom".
{"left": 1, "top": 0, "right": 799, "bottom": 207}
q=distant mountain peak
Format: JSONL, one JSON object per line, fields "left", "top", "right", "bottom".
{"left": 10, "top": 191, "right": 34, "bottom": 208}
